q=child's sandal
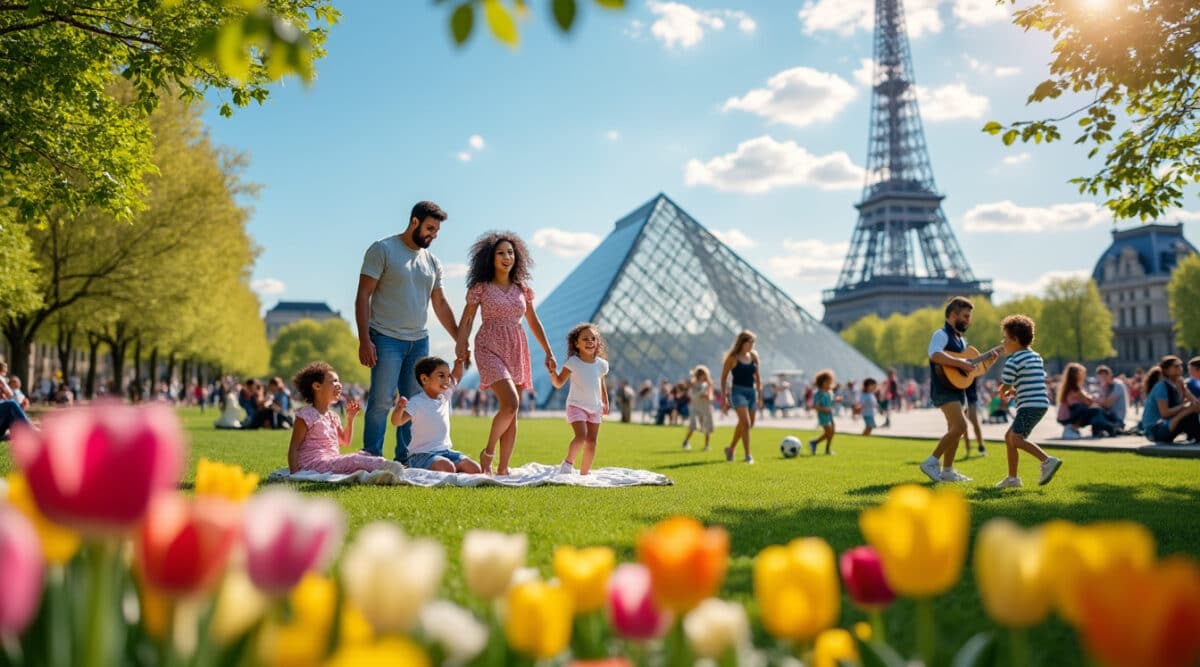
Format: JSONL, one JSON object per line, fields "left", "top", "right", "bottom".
{"left": 479, "top": 448, "right": 494, "bottom": 475}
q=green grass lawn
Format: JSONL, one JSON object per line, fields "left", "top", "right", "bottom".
{"left": 4, "top": 407, "right": 1199, "bottom": 665}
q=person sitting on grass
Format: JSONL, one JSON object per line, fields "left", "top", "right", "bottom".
{"left": 391, "top": 356, "right": 482, "bottom": 474}
{"left": 287, "top": 361, "right": 404, "bottom": 476}
{"left": 995, "top": 314, "right": 1062, "bottom": 489}
{"left": 809, "top": 369, "right": 836, "bottom": 455}
{"left": 1140, "top": 355, "right": 1200, "bottom": 444}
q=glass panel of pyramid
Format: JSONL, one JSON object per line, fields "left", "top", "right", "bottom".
{"left": 527, "top": 193, "right": 884, "bottom": 407}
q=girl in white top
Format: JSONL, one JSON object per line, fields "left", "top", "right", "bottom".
{"left": 391, "top": 356, "right": 483, "bottom": 474}
{"left": 549, "top": 323, "right": 609, "bottom": 475}
{"left": 682, "top": 365, "right": 715, "bottom": 451}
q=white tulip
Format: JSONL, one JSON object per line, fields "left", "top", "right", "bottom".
{"left": 683, "top": 598, "right": 750, "bottom": 659}
{"left": 419, "top": 600, "right": 488, "bottom": 665}
{"left": 340, "top": 522, "right": 446, "bottom": 634}
{"left": 461, "top": 530, "right": 527, "bottom": 600}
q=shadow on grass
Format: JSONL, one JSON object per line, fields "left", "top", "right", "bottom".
{"left": 656, "top": 460, "right": 728, "bottom": 470}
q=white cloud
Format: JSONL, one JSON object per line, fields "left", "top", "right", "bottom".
{"left": 766, "top": 239, "right": 850, "bottom": 281}
{"left": 251, "top": 278, "right": 286, "bottom": 296}
{"left": 606, "top": 130, "right": 620, "bottom": 142}
{"left": 915, "top": 83, "right": 989, "bottom": 121}
{"left": 456, "top": 151, "right": 471, "bottom": 162}
{"left": 797, "top": 0, "right": 943, "bottom": 38}
{"left": 966, "top": 56, "right": 1020, "bottom": 78}
{"left": 851, "top": 58, "right": 876, "bottom": 87}
{"left": 685, "top": 136, "right": 864, "bottom": 194}
{"left": 624, "top": 18, "right": 645, "bottom": 39}
{"left": 443, "top": 263, "right": 469, "bottom": 279}
{"left": 993, "top": 269, "right": 1090, "bottom": 300}
{"left": 723, "top": 67, "right": 857, "bottom": 127}
{"left": 952, "top": 0, "right": 1008, "bottom": 26}
{"left": 468, "top": 134, "right": 485, "bottom": 150}
{"left": 647, "top": 1, "right": 755, "bottom": 48}
{"left": 1001, "top": 152, "right": 1030, "bottom": 166}
{"left": 962, "top": 201, "right": 1112, "bottom": 232}
{"left": 711, "top": 228, "right": 758, "bottom": 250}
{"left": 532, "top": 228, "right": 602, "bottom": 258}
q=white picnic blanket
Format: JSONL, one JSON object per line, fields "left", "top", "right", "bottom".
{"left": 265, "top": 462, "right": 673, "bottom": 488}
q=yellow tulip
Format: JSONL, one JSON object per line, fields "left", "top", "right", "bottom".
{"left": 753, "top": 538, "right": 840, "bottom": 641}
{"left": 859, "top": 484, "right": 969, "bottom": 597}
{"left": 194, "top": 458, "right": 260, "bottom": 503}
{"left": 974, "top": 519, "right": 1053, "bottom": 628}
{"left": 209, "top": 568, "right": 270, "bottom": 647}
{"left": 256, "top": 574, "right": 373, "bottom": 667}
{"left": 324, "top": 638, "right": 431, "bottom": 667}
{"left": 1040, "top": 520, "right": 1155, "bottom": 625}
{"left": 814, "top": 628, "right": 859, "bottom": 667}
{"left": 505, "top": 581, "right": 573, "bottom": 659}
{"left": 4, "top": 473, "right": 80, "bottom": 564}
{"left": 554, "top": 545, "right": 616, "bottom": 614}
{"left": 138, "top": 581, "right": 173, "bottom": 641}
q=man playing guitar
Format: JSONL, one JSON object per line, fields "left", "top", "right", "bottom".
{"left": 919, "top": 296, "right": 999, "bottom": 483}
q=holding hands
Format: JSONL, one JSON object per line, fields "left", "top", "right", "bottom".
{"left": 545, "top": 355, "right": 557, "bottom": 374}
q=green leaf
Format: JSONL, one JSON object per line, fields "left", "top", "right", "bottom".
{"left": 950, "top": 632, "right": 995, "bottom": 667}
{"left": 981, "top": 121, "right": 1003, "bottom": 134}
{"left": 24, "top": 0, "right": 45, "bottom": 18}
{"left": 484, "top": 0, "right": 519, "bottom": 47}
{"left": 553, "top": 0, "right": 577, "bottom": 31}
{"left": 450, "top": 3, "right": 474, "bottom": 45}
{"left": 856, "top": 639, "right": 908, "bottom": 667}
{"left": 594, "top": 0, "right": 625, "bottom": 7}
{"left": 1002, "top": 129, "right": 1019, "bottom": 146}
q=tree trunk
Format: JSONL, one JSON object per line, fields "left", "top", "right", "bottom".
{"left": 2, "top": 318, "right": 34, "bottom": 390}
{"left": 56, "top": 322, "right": 74, "bottom": 381}
{"left": 131, "top": 338, "right": 143, "bottom": 402}
{"left": 85, "top": 334, "right": 101, "bottom": 399}
{"left": 148, "top": 346, "right": 159, "bottom": 397}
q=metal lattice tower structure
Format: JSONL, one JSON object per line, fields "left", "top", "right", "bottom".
{"left": 822, "top": 0, "right": 990, "bottom": 330}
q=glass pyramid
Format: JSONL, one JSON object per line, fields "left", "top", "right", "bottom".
{"left": 527, "top": 193, "right": 884, "bottom": 407}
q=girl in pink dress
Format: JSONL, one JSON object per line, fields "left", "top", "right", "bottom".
{"left": 455, "top": 232, "right": 555, "bottom": 475}
{"left": 287, "top": 361, "right": 405, "bottom": 476}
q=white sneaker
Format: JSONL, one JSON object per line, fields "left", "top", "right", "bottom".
{"left": 1061, "top": 427, "right": 1081, "bottom": 440}
{"left": 1039, "top": 457, "right": 1063, "bottom": 486}
{"left": 995, "top": 476, "right": 1023, "bottom": 489}
{"left": 940, "top": 469, "right": 973, "bottom": 483}
{"left": 919, "top": 458, "right": 941, "bottom": 482}
{"left": 682, "top": 442, "right": 692, "bottom": 451}
{"left": 558, "top": 461, "right": 574, "bottom": 475}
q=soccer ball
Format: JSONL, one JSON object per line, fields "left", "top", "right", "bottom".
{"left": 780, "top": 436, "right": 802, "bottom": 458}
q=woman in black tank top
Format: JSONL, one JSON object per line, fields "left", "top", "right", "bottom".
{"left": 720, "top": 331, "right": 762, "bottom": 464}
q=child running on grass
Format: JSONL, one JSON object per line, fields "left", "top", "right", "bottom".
{"left": 549, "top": 323, "right": 609, "bottom": 475}
{"left": 995, "top": 314, "right": 1062, "bottom": 488}
{"left": 391, "top": 356, "right": 482, "bottom": 474}
{"left": 860, "top": 377, "right": 879, "bottom": 436}
{"left": 288, "top": 362, "right": 405, "bottom": 476}
{"left": 809, "top": 369, "right": 836, "bottom": 455}
{"left": 682, "top": 365, "right": 715, "bottom": 452}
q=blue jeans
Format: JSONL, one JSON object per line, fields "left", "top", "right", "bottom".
{"left": 362, "top": 331, "right": 428, "bottom": 462}
{"left": 0, "top": 400, "right": 30, "bottom": 440}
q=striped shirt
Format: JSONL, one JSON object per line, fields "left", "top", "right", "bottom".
{"left": 1000, "top": 348, "right": 1050, "bottom": 409}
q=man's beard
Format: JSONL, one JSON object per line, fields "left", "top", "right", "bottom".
{"left": 411, "top": 228, "right": 432, "bottom": 248}
{"left": 953, "top": 320, "right": 969, "bottom": 333}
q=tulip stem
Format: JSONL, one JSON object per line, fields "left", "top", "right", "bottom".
{"left": 84, "top": 543, "right": 115, "bottom": 667}
{"left": 916, "top": 598, "right": 936, "bottom": 667}
{"left": 1009, "top": 629, "right": 1030, "bottom": 667}
{"left": 869, "top": 609, "right": 887, "bottom": 645}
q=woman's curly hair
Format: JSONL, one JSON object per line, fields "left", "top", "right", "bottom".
{"left": 466, "top": 231, "right": 534, "bottom": 288}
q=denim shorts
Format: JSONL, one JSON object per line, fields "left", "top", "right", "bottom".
{"left": 863, "top": 415, "right": 876, "bottom": 429}
{"left": 730, "top": 385, "right": 757, "bottom": 411}
{"left": 1010, "top": 407, "right": 1046, "bottom": 438}
{"left": 931, "top": 381, "right": 966, "bottom": 408}
{"left": 408, "top": 449, "right": 468, "bottom": 470}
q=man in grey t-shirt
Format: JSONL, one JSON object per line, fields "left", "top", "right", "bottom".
{"left": 357, "top": 201, "right": 460, "bottom": 462}
{"left": 1095, "top": 365, "right": 1128, "bottom": 431}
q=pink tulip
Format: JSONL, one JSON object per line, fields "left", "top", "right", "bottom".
{"left": 11, "top": 403, "right": 185, "bottom": 534}
{"left": 0, "top": 506, "right": 45, "bottom": 636}
{"left": 840, "top": 546, "right": 895, "bottom": 610}
{"left": 607, "top": 563, "right": 673, "bottom": 641}
{"left": 241, "top": 488, "right": 344, "bottom": 595}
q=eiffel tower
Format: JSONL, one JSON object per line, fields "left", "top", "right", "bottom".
{"left": 821, "top": 0, "right": 990, "bottom": 331}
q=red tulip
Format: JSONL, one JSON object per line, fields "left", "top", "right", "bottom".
{"left": 242, "top": 489, "right": 344, "bottom": 595}
{"left": 11, "top": 403, "right": 185, "bottom": 534}
{"left": 136, "top": 495, "right": 240, "bottom": 595}
{"left": 0, "top": 505, "right": 44, "bottom": 636}
{"left": 840, "top": 546, "right": 895, "bottom": 610}
{"left": 606, "top": 563, "right": 673, "bottom": 641}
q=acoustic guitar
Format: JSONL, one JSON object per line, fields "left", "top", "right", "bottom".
{"left": 938, "top": 345, "right": 1004, "bottom": 390}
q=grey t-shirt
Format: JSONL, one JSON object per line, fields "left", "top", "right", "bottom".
{"left": 1102, "top": 380, "right": 1128, "bottom": 425}
{"left": 360, "top": 236, "right": 444, "bottom": 341}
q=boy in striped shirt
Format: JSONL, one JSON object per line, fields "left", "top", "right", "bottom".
{"left": 996, "top": 314, "right": 1063, "bottom": 488}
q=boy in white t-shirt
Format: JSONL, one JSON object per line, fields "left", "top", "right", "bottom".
{"left": 860, "top": 378, "right": 880, "bottom": 436}
{"left": 549, "top": 323, "right": 609, "bottom": 475}
{"left": 391, "top": 356, "right": 483, "bottom": 474}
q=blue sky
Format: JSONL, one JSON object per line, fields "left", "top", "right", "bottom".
{"left": 201, "top": 0, "right": 1200, "bottom": 359}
